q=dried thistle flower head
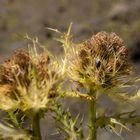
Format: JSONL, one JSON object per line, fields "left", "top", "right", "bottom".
{"left": 0, "top": 47, "right": 61, "bottom": 111}
{"left": 0, "top": 49, "right": 29, "bottom": 85}
{"left": 69, "top": 31, "right": 131, "bottom": 91}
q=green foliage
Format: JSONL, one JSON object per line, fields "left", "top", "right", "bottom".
{"left": 50, "top": 101, "right": 84, "bottom": 140}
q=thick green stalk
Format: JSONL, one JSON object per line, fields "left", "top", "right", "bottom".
{"left": 89, "top": 98, "right": 96, "bottom": 140}
{"left": 31, "top": 112, "right": 41, "bottom": 140}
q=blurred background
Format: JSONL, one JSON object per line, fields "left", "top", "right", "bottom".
{"left": 0, "top": 0, "right": 140, "bottom": 140}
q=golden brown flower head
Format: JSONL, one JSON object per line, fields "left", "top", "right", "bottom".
{"left": 69, "top": 32, "right": 130, "bottom": 90}
{"left": 0, "top": 49, "right": 29, "bottom": 85}
{"left": 0, "top": 48, "right": 60, "bottom": 111}
{"left": 80, "top": 32, "right": 128, "bottom": 71}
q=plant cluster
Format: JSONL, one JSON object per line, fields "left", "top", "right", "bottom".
{"left": 0, "top": 25, "right": 139, "bottom": 140}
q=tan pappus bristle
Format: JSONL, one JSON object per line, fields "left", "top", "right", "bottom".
{"left": 79, "top": 49, "right": 88, "bottom": 59}
{"left": 13, "top": 48, "right": 30, "bottom": 67}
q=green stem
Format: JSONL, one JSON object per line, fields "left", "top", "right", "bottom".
{"left": 89, "top": 99, "right": 96, "bottom": 140}
{"left": 31, "top": 112, "right": 41, "bottom": 140}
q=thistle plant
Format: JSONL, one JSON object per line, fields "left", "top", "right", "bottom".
{"left": 56, "top": 26, "right": 140, "bottom": 140}
{"left": 66, "top": 31, "right": 131, "bottom": 139}
{"left": 0, "top": 36, "right": 64, "bottom": 139}
{"left": 0, "top": 25, "right": 139, "bottom": 140}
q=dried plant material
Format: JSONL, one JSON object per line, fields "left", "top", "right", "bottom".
{"left": 68, "top": 32, "right": 131, "bottom": 91}
{"left": 0, "top": 122, "right": 31, "bottom": 140}
{"left": 0, "top": 28, "right": 139, "bottom": 140}
{"left": 0, "top": 46, "right": 61, "bottom": 111}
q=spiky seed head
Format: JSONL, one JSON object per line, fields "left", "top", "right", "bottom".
{"left": 69, "top": 31, "right": 130, "bottom": 90}
{"left": 0, "top": 48, "right": 60, "bottom": 111}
